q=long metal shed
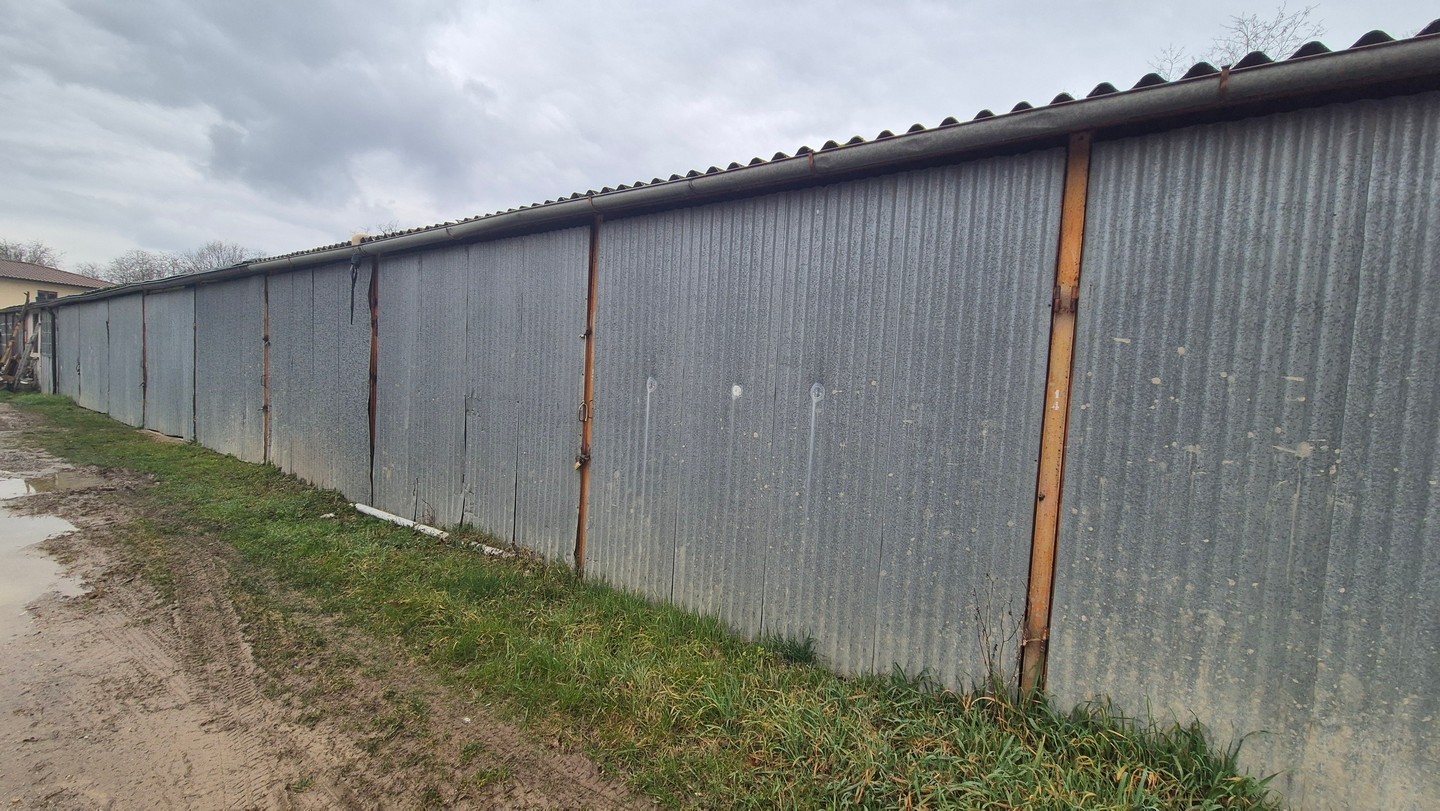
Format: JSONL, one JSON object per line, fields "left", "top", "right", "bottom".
{"left": 11, "top": 22, "right": 1440, "bottom": 808}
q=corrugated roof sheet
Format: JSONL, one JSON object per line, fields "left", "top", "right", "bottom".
{"left": 0, "top": 258, "right": 107, "bottom": 289}
{"left": 253, "top": 20, "right": 1437, "bottom": 263}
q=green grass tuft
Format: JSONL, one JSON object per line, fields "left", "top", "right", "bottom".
{"left": 3, "top": 392, "right": 1282, "bottom": 810}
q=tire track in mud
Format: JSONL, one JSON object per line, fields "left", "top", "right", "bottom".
{"left": 1, "top": 403, "right": 647, "bottom": 810}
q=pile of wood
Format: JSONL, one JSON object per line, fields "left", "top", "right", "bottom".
{"left": 0, "top": 296, "right": 39, "bottom": 391}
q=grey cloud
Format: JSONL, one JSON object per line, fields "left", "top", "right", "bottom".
{"left": 26, "top": 0, "right": 483, "bottom": 203}
{"left": 2, "top": 0, "right": 1433, "bottom": 267}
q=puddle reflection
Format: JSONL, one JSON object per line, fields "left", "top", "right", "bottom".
{"left": 0, "top": 477, "right": 86, "bottom": 640}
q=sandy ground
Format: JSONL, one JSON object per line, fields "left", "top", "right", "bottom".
{"left": 0, "top": 404, "right": 643, "bottom": 810}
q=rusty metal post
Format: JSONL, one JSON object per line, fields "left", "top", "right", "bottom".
{"left": 368, "top": 257, "right": 380, "bottom": 494}
{"left": 1021, "top": 131, "right": 1093, "bottom": 695}
{"left": 262, "top": 276, "right": 272, "bottom": 463}
{"left": 140, "top": 294, "right": 149, "bottom": 425}
{"left": 574, "top": 215, "right": 602, "bottom": 575}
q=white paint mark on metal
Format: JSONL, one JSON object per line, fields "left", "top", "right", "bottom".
{"left": 805, "top": 382, "right": 824, "bottom": 498}
{"left": 641, "top": 376, "right": 657, "bottom": 514}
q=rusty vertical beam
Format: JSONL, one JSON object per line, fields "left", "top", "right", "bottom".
{"left": 140, "top": 294, "right": 149, "bottom": 426}
{"left": 192, "top": 296, "right": 199, "bottom": 438}
{"left": 574, "top": 215, "right": 603, "bottom": 576}
{"left": 262, "top": 276, "right": 272, "bottom": 463}
{"left": 368, "top": 257, "right": 380, "bottom": 496}
{"left": 1021, "top": 130, "right": 1093, "bottom": 696}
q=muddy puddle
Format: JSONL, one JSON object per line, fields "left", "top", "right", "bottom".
{"left": 0, "top": 471, "right": 107, "bottom": 498}
{"left": 1, "top": 477, "right": 87, "bottom": 640}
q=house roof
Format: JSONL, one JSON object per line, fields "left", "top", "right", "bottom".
{"left": 0, "top": 258, "right": 108, "bottom": 290}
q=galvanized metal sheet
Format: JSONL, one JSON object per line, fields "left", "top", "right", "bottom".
{"left": 459, "top": 238, "right": 523, "bottom": 542}
{"left": 195, "top": 277, "right": 266, "bottom": 462}
{"left": 372, "top": 230, "right": 588, "bottom": 559}
{"left": 142, "top": 289, "right": 194, "bottom": 439}
{"left": 590, "top": 151, "right": 1064, "bottom": 685}
{"left": 54, "top": 306, "right": 79, "bottom": 399}
{"left": 507, "top": 228, "right": 588, "bottom": 560}
{"left": 104, "top": 295, "right": 145, "bottom": 427}
{"left": 74, "top": 300, "right": 109, "bottom": 414}
{"left": 373, "top": 248, "right": 470, "bottom": 526}
{"left": 268, "top": 263, "right": 373, "bottom": 503}
{"left": 1050, "top": 92, "right": 1440, "bottom": 808}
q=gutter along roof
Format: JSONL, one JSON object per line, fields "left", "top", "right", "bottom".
{"left": 23, "top": 19, "right": 1440, "bottom": 310}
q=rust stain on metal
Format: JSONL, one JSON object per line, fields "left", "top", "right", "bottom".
{"left": 574, "top": 215, "right": 602, "bottom": 576}
{"left": 140, "top": 294, "right": 149, "bottom": 425}
{"left": 1021, "top": 130, "right": 1093, "bottom": 695}
{"left": 262, "top": 276, "right": 272, "bottom": 463}
{"left": 368, "top": 257, "right": 380, "bottom": 486}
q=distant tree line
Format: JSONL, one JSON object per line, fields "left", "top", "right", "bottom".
{"left": 0, "top": 238, "right": 264, "bottom": 285}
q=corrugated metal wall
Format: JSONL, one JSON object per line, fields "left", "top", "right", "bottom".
{"left": 507, "top": 229, "right": 589, "bottom": 560}
{"left": 1049, "top": 92, "right": 1440, "bottom": 808}
{"left": 195, "top": 278, "right": 266, "bottom": 462}
{"left": 373, "top": 230, "right": 588, "bottom": 557}
{"left": 104, "top": 295, "right": 144, "bottom": 427}
{"left": 268, "top": 262, "right": 373, "bottom": 503}
{"left": 374, "top": 247, "right": 471, "bottom": 526}
{"left": 459, "top": 240, "right": 524, "bottom": 539}
{"left": 33, "top": 87, "right": 1437, "bottom": 808}
{"left": 589, "top": 152, "right": 1064, "bottom": 684}
{"left": 74, "top": 300, "right": 109, "bottom": 413}
{"left": 54, "top": 306, "right": 78, "bottom": 398}
{"left": 142, "top": 289, "right": 194, "bottom": 439}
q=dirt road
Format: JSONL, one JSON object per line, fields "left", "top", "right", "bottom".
{"left": 0, "top": 404, "right": 641, "bottom": 810}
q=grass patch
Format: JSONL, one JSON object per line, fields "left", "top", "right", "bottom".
{"left": 4, "top": 392, "right": 1280, "bottom": 809}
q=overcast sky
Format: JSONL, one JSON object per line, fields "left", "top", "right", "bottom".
{"left": 1, "top": 0, "right": 1433, "bottom": 270}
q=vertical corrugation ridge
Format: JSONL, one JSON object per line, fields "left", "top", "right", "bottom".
{"left": 1051, "top": 91, "right": 1440, "bottom": 807}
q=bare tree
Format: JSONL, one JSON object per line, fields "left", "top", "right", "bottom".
{"left": 71, "top": 261, "right": 106, "bottom": 280}
{"left": 0, "top": 239, "right": 63, "bottom": 267}
{"left": 1151, "top": 4, "right": 1326, "bottom": 79}
{"left": 100, "top": 249, "right": 188, "bottom": 284}
{"left": 178, "top": 240, "right": 264, "bottom": 273}
{"left": 94, "top": 242, "right": 264, "bottom": 284}
{"left": 351, "top": 220, "right": 403, "bottom": 239}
